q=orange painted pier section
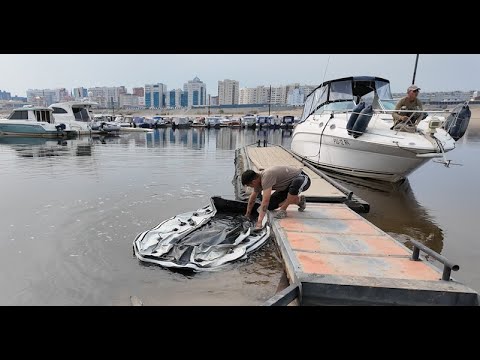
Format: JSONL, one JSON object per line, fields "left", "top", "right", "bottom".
{"left": 269, "top": 203, "right": 479, "bottom": 305}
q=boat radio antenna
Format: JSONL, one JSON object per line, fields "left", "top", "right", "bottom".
{"left": 321, "top": 55, "right": 331, "bottom": 86}
{"left": 412, "top": 54, "right": 419, "bottom": 84}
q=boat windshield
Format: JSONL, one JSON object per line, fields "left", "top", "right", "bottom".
{"left": 359, "top": 80, "right": 395, "bottom": 111}
{"left": 300, "top": 77, "right": 395, "bottom": 121}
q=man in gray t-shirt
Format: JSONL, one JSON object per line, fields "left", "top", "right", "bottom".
{"left": 241, "top": 165, "right": 311, "bottom": 229}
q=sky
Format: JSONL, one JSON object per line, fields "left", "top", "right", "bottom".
{"left": 0, "top": 54, "right": 478, "bottom": 97}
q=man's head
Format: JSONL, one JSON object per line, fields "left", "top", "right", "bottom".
{"left": 241, "top": 169, "right": 260, "bottom": 187}
{"left": 407, "top": 85, "right": 420, "bottom": 100}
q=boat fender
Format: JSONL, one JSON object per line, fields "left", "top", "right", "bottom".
{"left": 444, "top": 104, "right": 471, "bottom": 141}
{"left": 351, "top": 105, "right": 373, "bottom": 138}
{"left": 346, "top": 102, "right": 365, "bottom": 135}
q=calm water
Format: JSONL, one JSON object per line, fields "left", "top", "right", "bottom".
{"left": 0, "top": 126, "right": 479, "bottom": 305}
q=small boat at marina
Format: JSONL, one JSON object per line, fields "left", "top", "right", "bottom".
{"left": 291, "top": 76, "right": 472, "bottom": 182}
{"left": 242, "top": 114, "right": 257, "bottom": 129}
{"left": 133, "top": 196, "right": 270, "bottom": 271}
{"left": 205, "top": 116, "right": 222, "bottom": 129}
{"left": 0, "top": 106, "right": 75, "bottom": 138}
{"left": 91, "top": 114, "right": 121, "bottom": 133}
{"left": 49, "top": 101, "right": 96, "bottom": 135}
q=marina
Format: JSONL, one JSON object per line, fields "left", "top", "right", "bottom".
{"left": 0, "top": 121, "right": 479, "bottom": 305}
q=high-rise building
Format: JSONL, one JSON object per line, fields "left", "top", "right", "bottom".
{"left": 218, "top": 79, "right": 239, "bottom": 105}
{"left": 27, "top": 88, "right": 67, "bottom": 106}
{"left": 88, "top": 86, "right": 124, "bottom": 108}
{"left": 287, "top": 88, "right": 305, "bottom": 106}
{"left": 120, "top": 94, "right": 142, "bottom": 108}
{"left": 210, "top": 96, "right": 219, "bottom": 106}
{"left": 73, "top": 87, "right": 88, "bottom": 99}
{"left": 0, "top": 90, "right": 11, "bottom": 100}
{"left": 133, "top": 87, "right": 144, "bottom": 97}
{"left": 165, "top": 89, "right": 184, "bottom": 108}
{"left": 183, "top": 77, "right": 206, "bottom": 107}
{"left": 145, "top": 83, "right": 167, "bottom": 109}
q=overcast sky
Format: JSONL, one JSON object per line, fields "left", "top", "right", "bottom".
{"left": 0, "top": 54, "right": 478, "bottom": 97}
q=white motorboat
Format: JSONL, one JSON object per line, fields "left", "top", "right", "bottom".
{"left": 242, "top": 114, "right": 257, "bottom": 129}
{"left": 290, "top": 76, "right": 471, "bottom": 182}
{"left": 0, "top": 105, "right": 75, "bottom": 138}
{"left": 49, "top": 101, "right": 96, "bottom": 135}
{"left": 91, "top": 114, "right": 121, "bottom": 133}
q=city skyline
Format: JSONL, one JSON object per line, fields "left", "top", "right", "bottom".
{"left": 0, "top": 54, "right": 479, "bottom": 97}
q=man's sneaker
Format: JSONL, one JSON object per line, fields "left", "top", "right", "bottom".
{"left": 298, "top": 195, "right": 306, "bottom": 212}
{"left": 274, "top": 209, "right": 287, "bottom": 219}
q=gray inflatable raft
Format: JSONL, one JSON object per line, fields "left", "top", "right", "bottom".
{"left": 133, "top": 196, "right": 270, "bottom": 271}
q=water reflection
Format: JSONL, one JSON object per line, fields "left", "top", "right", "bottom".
{"left": 323, "top": 172, "right": 444, "bottom": 254}
{"left": 138, "top": 127, "right": 294, "bottom": 151}
{"left": 0, "top": 136, "right": 95, "bottom": 158}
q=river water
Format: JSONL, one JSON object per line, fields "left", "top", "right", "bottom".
{"left": 0, "top": 126, "right": 478, "bottom": 305}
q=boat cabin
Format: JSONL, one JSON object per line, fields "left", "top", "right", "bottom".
{"left": 300, "top": 76, "right": 395, "bottom": 122}
{"left": 8, "top": 106, "right": 54, "bottom": 123}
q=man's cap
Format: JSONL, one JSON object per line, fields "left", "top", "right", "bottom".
{"left": 407, "top": 85, "right": 420, "bottom": 92}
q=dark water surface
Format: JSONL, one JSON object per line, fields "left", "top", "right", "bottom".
{"left": 0, "top": 126, "right": 478, "bottom": 305}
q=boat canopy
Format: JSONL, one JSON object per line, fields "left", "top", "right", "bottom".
{"left": 300, "top": 76, "right": 393, "bottom": 121}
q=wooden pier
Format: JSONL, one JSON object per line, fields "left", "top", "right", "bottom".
{"left": 235, "top": 144, "right": 479, "bottom": 305}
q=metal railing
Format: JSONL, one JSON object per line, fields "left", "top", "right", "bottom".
{"left": 409, "top": 239, "right": 459, "bottom": 281}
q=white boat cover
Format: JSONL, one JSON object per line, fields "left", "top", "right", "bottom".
{"left": 133, "top": 197, "right": 270, "bottom": 271}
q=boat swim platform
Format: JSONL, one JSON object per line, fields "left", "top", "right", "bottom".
{"left": 234, "top": 144, "right": 479, "bottom": 305}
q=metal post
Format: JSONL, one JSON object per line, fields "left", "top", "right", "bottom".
{"left": 412, "top": 54, "right": 419, "bottom": 85}
{"left": 411, "top": 246, "right": 420, "bottom": 261}
{"left": 257, "top": 140, "right": 261, "bottom": 147}
{"left": 442, "top": 267, "right": 452, "bottom": 281}
{"left": 268, "top": 85, "right": 272, "bottom": 116}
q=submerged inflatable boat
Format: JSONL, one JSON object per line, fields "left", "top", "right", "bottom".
{"left": 133, "top": 196, "right": 270, "bottom": 271}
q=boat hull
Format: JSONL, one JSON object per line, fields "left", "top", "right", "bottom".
{"left": 0, "top": 122, "right": 74, "bottom": 138}
{"left": 291, "top": 116, "right": 454, "bottom": 182}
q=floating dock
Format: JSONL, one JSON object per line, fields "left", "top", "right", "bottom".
{"left": 235, "top": 144, "right": 479, "bottom": 305}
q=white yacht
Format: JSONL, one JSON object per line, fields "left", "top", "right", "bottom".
{"left": 49, "top": 101, "right": 97, "bottom": 135}
{"left": 0, "top": 105, "right": 75, "bottom": 138}
{"left": 290, "top": 76, "right": 471, "bottom": 182}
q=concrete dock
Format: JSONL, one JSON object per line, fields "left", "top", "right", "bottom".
{"left": 235, "top": 144, "right": 479, "bottom": 305}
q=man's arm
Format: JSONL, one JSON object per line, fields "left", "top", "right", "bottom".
{"left": 256, "top": 188, "right": 272, "bottom": 228}
{"left": 392, "top": 98, "right": 406, "bottom": 122}
{"left": 245, "top": 189, "right": 259, "bottom": 217}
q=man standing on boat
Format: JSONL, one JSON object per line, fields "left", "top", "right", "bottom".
{"left": 392, "top": 85, "right": 423, "bottom": 130}
{"left": 241, "top": 166, "right": 311, "bottom": 228}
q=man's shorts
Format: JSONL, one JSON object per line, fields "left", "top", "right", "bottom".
{"left": 268, "top": 171, "right": 311, "bottom": 210}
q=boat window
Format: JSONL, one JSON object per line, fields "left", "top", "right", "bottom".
{"left": 51, "top": 107, "right": 68, "bottom": 114}
{"left": 8, "top": 110, "right": 28, "bottom": 120}
{"left": 73, "top": 107, "right": 90, "bottom": 122}
{"left": 44, "top": 111, "right": 51, "bottom": 123}
{"left": 329, "top": 81, "right": 353, "bottom": 101}
{"left": 301, "top": 85, "right": 328, "bottom": 122}
{"left": 314, "top": 100, "right": 355, "bottom": 114}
